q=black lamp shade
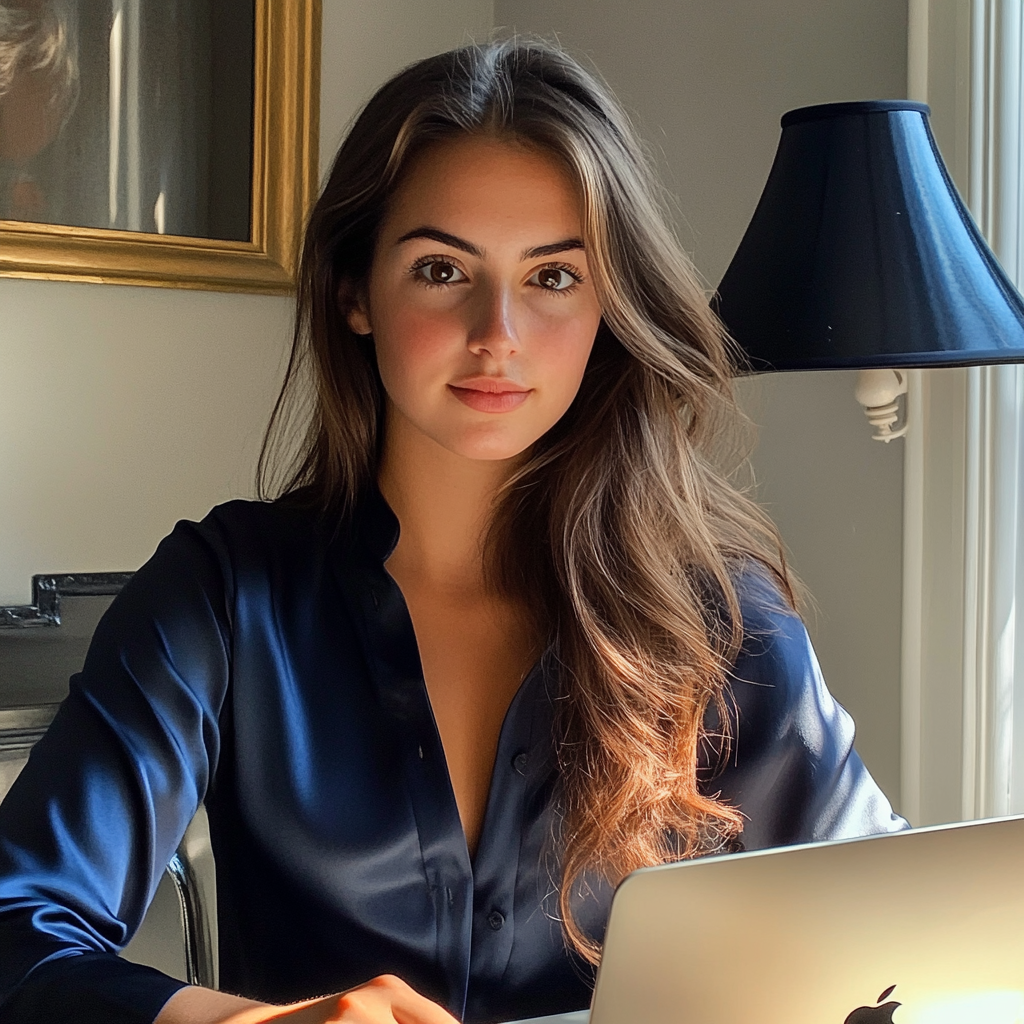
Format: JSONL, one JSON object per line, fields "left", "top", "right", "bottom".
{"left": 715, "top": 100, "right": 1024, "bottom": 371}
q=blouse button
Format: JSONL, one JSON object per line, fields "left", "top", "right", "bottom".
{"left": 487, "top": 910, "right": 505, "bottom": 931}
{"left": 512, "top": 752, "right": 529, "bottom": 775}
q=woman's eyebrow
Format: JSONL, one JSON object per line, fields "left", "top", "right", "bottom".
{"left": 395, "top": 227, "right": 482, "bottom": 256}
{"left": 394, "top": 226, "right": 585, "bottom": 261}
{"left": 523, "top": 238, "right": 585, "bottom": 259}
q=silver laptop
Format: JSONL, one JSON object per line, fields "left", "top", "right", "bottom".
{"left": 510, "top": 815, "right": 1024, "bottom": 1024}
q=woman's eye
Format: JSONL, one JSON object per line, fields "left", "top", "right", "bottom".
{"left": 416, "top": 260, "right": 465, "bottom": 285}
{"left": 530, "top": 266, "right": 579, "bottom": 291}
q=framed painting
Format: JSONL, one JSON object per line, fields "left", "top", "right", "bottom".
{"left": 0, "top": 0, "right": 320, "bottom": 294}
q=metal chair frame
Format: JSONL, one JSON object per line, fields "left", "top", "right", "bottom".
{"left": 0, "top": 702, "right": 215, "bottom": 987}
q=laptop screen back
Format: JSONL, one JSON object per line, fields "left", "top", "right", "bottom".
{"left": 589, "top": 816, "right": 1024, "bottom": 1024}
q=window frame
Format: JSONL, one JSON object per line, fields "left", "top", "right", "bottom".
{"left": 903, "top": 0, "right": 1024, "bottom": 825}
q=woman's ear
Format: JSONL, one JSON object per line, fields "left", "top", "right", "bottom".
{"left": 337, "top": 279, "right": 372, "bottom": 336}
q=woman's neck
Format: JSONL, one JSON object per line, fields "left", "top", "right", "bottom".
{"left": 377, "top": 407, "right": 525, "bottom": 594}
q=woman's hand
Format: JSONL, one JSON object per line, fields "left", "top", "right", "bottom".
{"left": 288, "top": 975, "right": 461, "bottom": 1024}
{"left": 157, "top": 974, "right": 461, "bottom": 1024}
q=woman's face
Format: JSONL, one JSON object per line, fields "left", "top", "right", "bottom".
{"left": 346, "top": 135, "right": 603, "bottom": 462}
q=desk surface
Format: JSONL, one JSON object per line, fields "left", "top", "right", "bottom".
{"left": 507, "top": 1012, "right": 589, "bottom": 1024}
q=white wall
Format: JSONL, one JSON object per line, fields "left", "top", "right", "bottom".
{"left": 0, "top": 283, "right": 292, "bottom": 605}
{"left": 495, "top": 0, "right": 909, "bottom": 807}
{"left": 319, "top": 0, "right": 494, "bottom": 177}
{"left": 0, "top": 0, "right": 493, "bottom": 608}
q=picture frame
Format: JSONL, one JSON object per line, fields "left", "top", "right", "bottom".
{"left": 0, "top": 1, "right": 321, "bottom": 295}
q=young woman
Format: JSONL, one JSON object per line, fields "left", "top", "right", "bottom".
{"left": 0, "top": 38, "right": 906, "bottom": 1024}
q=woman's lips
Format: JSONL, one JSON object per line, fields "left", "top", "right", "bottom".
{"left": 447, "top": 384, "right": 532, "bottom": 412}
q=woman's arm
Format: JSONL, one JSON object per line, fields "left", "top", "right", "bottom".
{"left": 0, "top": 517, "right": 234, "bottom": 1022}
{"left": 154, "top": 986, "right": 266, "bottom": 1024}
{"left": 155, "top": 976, "right": 460, "bottom": 1024}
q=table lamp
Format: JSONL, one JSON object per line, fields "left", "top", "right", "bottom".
{"left": 714, "top": 100, "right": 1024, "bottom": 440}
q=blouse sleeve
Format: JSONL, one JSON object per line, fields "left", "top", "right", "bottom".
{"left": 708, "top": 570, "right": 909, "bottom": 851}
{"left": 0, "top": 515, "right": 235, "bottom": 1023}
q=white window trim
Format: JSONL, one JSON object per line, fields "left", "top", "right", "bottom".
{"left": 903, "top": 0, "right": 1024, "bottom": 826}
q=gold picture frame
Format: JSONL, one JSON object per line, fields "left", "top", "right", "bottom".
{"left": 0, "top": 1, "right": 321, "bottom": 295}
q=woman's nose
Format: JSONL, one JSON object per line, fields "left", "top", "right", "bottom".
{"left": 466, "top": 281, "right": 519, "bottom": 358}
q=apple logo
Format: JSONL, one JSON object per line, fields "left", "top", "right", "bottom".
{"left": 844, "top": 985, "right": 901, "bottom": 1024}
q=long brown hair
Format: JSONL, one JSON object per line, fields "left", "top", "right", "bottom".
{"left": 258, "top": 37, "right": 795, "bottom": 964}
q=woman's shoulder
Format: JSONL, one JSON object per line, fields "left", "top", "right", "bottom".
{"left": 117, "top": 497, "right": 356, "bottom": 617}
{"left": 730, "top": 561, "right": 803, "bottom": 639}
{"left": 165, "top": 496, "right": 354, "bottom": 566}
{"left": 716, "top": 564, "right": 909, "bottom": 844}
{"left": 196, "top": 495, "right": 329, "bottom": 540}
{"left": 729, "top": 562, "right": 820, "bottom": 698}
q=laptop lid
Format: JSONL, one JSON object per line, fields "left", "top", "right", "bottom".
{"left": 581, "top": 815, "right": 1024, "bottom": 1024}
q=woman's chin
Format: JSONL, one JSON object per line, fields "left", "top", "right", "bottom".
{"left": 436, "top": 427, "right": 539, "bottom": 464}
{"left": 450, "top": 442, "right": 534, "bottom": 463}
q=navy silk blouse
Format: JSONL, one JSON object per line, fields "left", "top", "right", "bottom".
{"left": 0, "top": 489, "right": 907, "bottom": 1024}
